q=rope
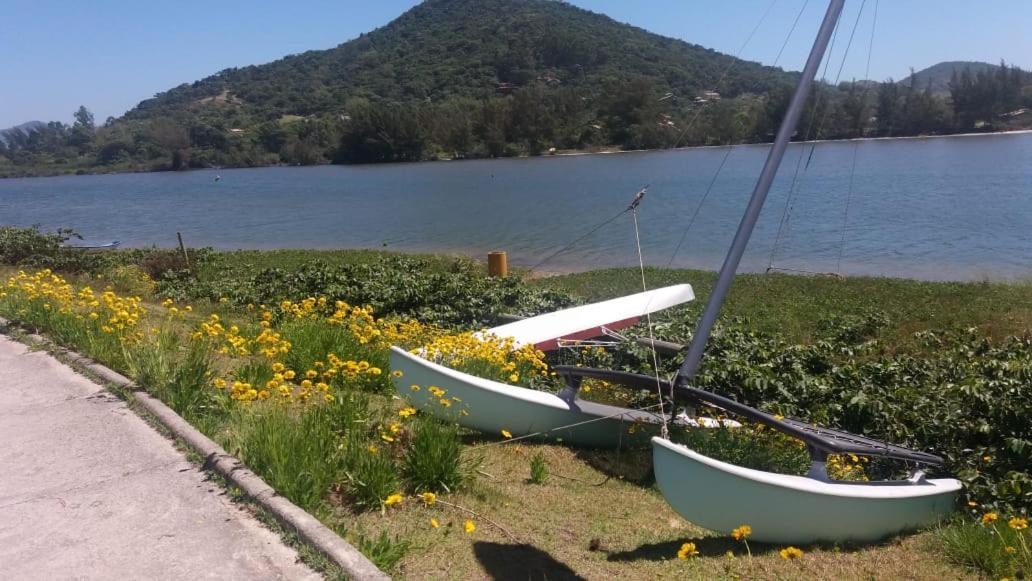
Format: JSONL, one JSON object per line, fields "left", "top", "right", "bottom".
{"left": 471, "top": 403, "right": 667, "bottom": 449}
{"left": 631, "top": 207, "right": 669, "bottom": 438}
{"left": 771, "top": 12, "right": 841, "bottom": 268}
{"left": 666, "top": 144, "right": 735, "bottom": 267}
{"left": 528, "top": 206, "right": 630, "bottom": 271}
{"left": 771, "top": 0, "right": 866, "bottom": 274}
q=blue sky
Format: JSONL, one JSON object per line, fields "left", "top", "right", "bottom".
{"left": 2, "top": 0, "right": 1030, "bottom": 127}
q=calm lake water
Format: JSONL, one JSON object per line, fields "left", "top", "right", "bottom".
{"left": 1, "top": 132, "right": 1030, "bottom": 281}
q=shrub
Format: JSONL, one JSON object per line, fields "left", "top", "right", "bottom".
{"left": 138, "top": 249, "right": 191, "bottom": 280}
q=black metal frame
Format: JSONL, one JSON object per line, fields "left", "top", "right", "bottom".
{"left": 553, "top": 365, "right": 945, "bottom": 469}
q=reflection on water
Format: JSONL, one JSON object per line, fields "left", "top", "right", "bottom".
{"left": 1, "top": 132, "right": 1030, "bottom": 281}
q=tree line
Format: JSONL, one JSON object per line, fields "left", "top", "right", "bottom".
{"left": 2, "top": 63, "right": 1029, "bottom": 177}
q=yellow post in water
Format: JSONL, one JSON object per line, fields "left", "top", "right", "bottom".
{"left": 488, "top": 251, "right": 508, "bottom": 277}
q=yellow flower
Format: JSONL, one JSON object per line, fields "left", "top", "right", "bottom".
{"left": 398, "top": 407, "right": 417, "bottom": 418}
{"left": 439, "top": 398, "right": 452, "bottom": 408}
{"left": 779, "top": 546, "right": 804, "bottom": 560}
{"left": 305, "top": 369, "right": 318, "bottom": 379}
{"left": 1004, "top": 546, "right": 1017, "bottom": 554}
{"left": 982, "top": 512, "right": 999, "bottom": 525}
{"left": 420, "top": 492, "right": 437, "bottom": 505}
{"left": 271, "top": 362, "right": 285, "bottom": 372}
{"left": 508, "top": 373, "right": 519, "bottom": 383}
{"left": 501, "top": 429, "right": 513, "bottom": 439}
{"left": 464, "top": 520, "right": 475, "bottom": 534}
{"left": 391, "top": 370, "right": 403, "bottom": 378}
{"left": 410, "top": 385, "right": 421, "bottom": 392}
{"left": 1009, "top": 517, "right": 1028, "bottom": 530}
{"left": 283, "top": 370, "right": 296, "bottom": 380}
{"left": 381, "top": 434, "right": 395, "bottom": 443}
{"left": 731, "top": 524, "right": 752, "bottom": 541}
{"left": 430, "top": 518, "right": 439, "bottom": 529}
{"left": 212, "top": 378, "right": 227, "bottom": 389}
{"left": 367, "top": 445, "right": 379, "bottom": 455}
{"left": 677, "top": 542, "right": 699, "bottom": 560}
{"left": 384, "top": 493, "right": 404, "bottom": 507}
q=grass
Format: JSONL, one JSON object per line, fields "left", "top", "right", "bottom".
{"left": 2, "top": 248, "right": 1029, "bottom": 579}
{"left": 343, "top": 440, "right": 974, "bottom": 580}
{"left": 535, "top": 267, "right": 1032, "bottom": 346}
{"left": 935, "top": 518, "right": 1031, "bottom": 579}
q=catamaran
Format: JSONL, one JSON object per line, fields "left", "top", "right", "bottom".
{"left": 391, "top": 0, "right": 960, "bottom": 544}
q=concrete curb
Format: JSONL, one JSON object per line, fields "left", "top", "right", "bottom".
{"left": 0, "top": 317, "right": 389, "bottom": 581}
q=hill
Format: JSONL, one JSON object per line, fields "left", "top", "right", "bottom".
{"left": 0, "top": 121, "right": 46, "bottom": 145}
{"left": 125, "top": 0, "right": 794, "bottom": 121}
{"left": 899, "top": 61, "right": 1001, "bottom": 94}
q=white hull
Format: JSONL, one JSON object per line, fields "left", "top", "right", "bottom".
{"left": 652, "top": 437, "right": 961, "bottom": 544}
{"left": 486, "top": 284, "right": 694, "bottom": 349}
{"left": 390, "top": 347, "right": 663, "bottom": 448}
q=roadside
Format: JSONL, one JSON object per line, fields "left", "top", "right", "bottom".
{"left": 0, "top": 334, "right": 320, "bottom": 580}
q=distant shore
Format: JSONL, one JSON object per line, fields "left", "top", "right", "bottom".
{"left": 3, "top": 127, "right": 1030, "bottom": 180}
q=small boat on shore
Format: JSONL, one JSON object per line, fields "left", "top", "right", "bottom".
{"left": 64, "top": 240, "right": 121, "bottom": 251}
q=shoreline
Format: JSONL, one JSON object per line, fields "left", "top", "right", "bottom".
{"left": 3, "top": 127, "right": 1030, "bottom": 180}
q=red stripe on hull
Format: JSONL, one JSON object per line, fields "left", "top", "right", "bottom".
{"left": 533, "top": 316, "right": 641, "bottom": 351}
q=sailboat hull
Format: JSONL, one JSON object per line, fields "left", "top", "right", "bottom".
{"left": 390, "top": 346, "right": 664, "bottom": 448}
{"left": 652, "top": 437, "right": 961, "bottom": 544}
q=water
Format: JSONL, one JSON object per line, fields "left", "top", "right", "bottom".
{"left": 1, "top": 132, "right": 1030, "bottom": 281}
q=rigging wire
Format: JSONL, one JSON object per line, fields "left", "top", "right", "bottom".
{"left": 769, "top": 0, "right": 869, "bottom": 273}
{"left": 666, "top": 0, "right": 812, "bottom": 269}
{"left": 670, "top": 0, "right": 782, "bottom": 149}
{"left": 768, "top": 11, "right": 842, "bottom": 271}
{"left": 527, "top": 206, "right": 631, "bottom": 272}
{"left": 836, "top": 0, "right": 879, "bottom": 274}
{"left": 631, "top": 206, "right": 669, "bottom": 438}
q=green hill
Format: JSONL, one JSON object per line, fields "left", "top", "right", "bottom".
{"left": 125, "top": 0, "right": 794, "bottom": 120}
{"left": 898, "top": 61, "right": 1001, "bottom": 94}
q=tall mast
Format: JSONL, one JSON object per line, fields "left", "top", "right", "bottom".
{"left": 677, "top": 0, "right": 846, "bottom": 384}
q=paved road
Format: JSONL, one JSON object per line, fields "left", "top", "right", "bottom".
{"left": 0, "top": 334, "right": 320, "bottom": 580}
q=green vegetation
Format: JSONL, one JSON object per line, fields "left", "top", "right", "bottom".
{"left": 0, "top": 228, "right": 1028, "bottom": 578}
{"left": 4, "top": 0, "right": 1031, "bottom": 177}
{"left": 528, "top": 452, "right": 548, "bottom": 485}
{"left": 935, "top": 516, "right": 1031, "bottom": 579}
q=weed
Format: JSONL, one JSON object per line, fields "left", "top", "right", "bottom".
{"left": 345, "top": 442, "right": 400, "bottom": 510}
{"left": 935, "top": 517, "right": 1031, "bottom": 579}
{"left": 352, "top": 530, "right": 411, "bottom": 571}
{"left": 529, "top": 452, "right": 548, "bottom": 484}
{"left": 402, "top": 419, "right": 469, "bottom": 493}
{"left": 228, "top": 403, "right": 349, "bottom": 511}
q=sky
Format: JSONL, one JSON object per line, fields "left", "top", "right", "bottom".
{"left": 2, "top": 0, "right": 1030, "bottom": 128}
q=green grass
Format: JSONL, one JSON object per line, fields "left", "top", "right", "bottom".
{"left": 3, "top": 247, "right": 1029, "bottom": 580}
{"left": 535, "top": 266, "right": 1032, "bottom": 346}
{"left": 935, "top": 518, "right": 1031, "bottom": 579}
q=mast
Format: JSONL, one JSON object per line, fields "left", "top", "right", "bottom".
{"left": 677, "top": 0, "right": 846, "bottom": 384}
